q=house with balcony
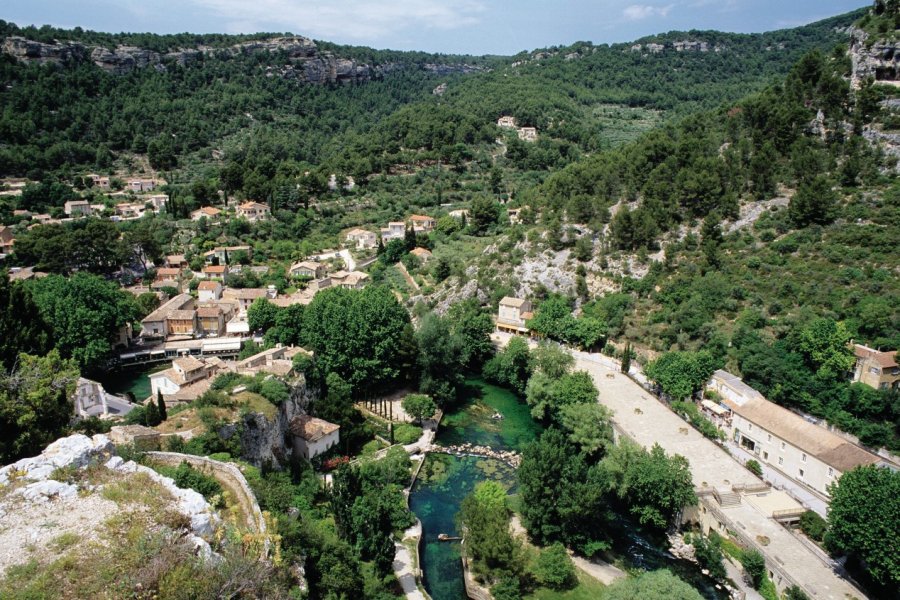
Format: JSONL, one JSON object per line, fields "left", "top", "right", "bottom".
{"left": 237, "top": 201, "right": 271, "bottom": 222}
{"left": 708, "top": 370, "right": 889, "bottom": 498}
{"left": 496, "top": 297, "right": 533, "bottom": 335}
{"left": 380, "top": 221, "right": 406, "bottom": 243}
{"left": 345, "top": 228, "right": 377, "bottom": 249}
{"left": 409, "top": 214, "right": 436, "bottom": 233}
{"left": 852, "top": 344, "right": 899, "bottom": 391}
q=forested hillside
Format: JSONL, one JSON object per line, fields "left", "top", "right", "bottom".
{"left": 0, "top": 10, "right": 861, "bottom": 192}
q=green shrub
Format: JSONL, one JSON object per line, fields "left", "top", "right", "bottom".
{"left": 746, "top": 459, "right": 763, "bottom": 477}
{"left": 799, "top": 510, "right": 827, "bottom": 542}
{"left": 393, "top": 423, "right": 423, "bottom": 445}
{"left": 533, "top": 543, "right": 576, "bottom": 590}
{"left": 161, "top": 461, "right": 223, "bottom": 505}
{"left": 741, "top": 548, "right": 766, "bottom": 589}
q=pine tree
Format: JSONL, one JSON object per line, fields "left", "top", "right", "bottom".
{"left": 157, "top": 389, "right": 168, "bottom": 422}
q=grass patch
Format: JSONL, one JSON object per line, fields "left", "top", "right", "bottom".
{"left": 524, "top": 569, "right": 607, "bottom": 600}
{"left": 394, "top": 423, "right": 423, "bottom": 445}
{"left": 47, "top": 532, "right": 80, "bottom": 552}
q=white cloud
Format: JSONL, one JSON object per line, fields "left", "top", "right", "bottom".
{"left": 622, "top": 4, "right": 672, "bottom": 21}
{"left": 177, "top": 0, "right": 485, "bottom": 42}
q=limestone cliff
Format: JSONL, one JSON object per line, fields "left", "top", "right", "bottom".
{"left": 850, "top": 27, "right": 900, "bottom": 87}
{"left": 1, "top": 34, "right": 483, "bottom": 84}
{"left": 234, "top": 376, "right": 316, "bottom": 469}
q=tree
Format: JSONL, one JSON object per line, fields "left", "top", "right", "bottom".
{"left": 316, "top": 372, "right": 356, "bottom": 431}
{"left": 448, "top": 300, "right": 495, "bottom": 371}
{"left": 134, "top": 292, "right": 161, "bottom": 319}
{"left": 533, "top": 543, "right": 576, "bottom": 590}
{"left": 558, "top": 402, "right": 613, "bottom": 457}
{"left": 741, "top": 549, "right": 766, "bottom": 589}
{"left": 526, "top": 370, "right": 597, "bottom": 424}
{"left": 483, "top": 337, "right": 532, "bottom": 395}
{"left": 644, "top": 350, "right": 718, "bottom": 401}
{"left": 415, "top": 313, "right": 465, "bottom": 405}
{"left": 458, "top": 481, "right": 523, "bottom": 583}
{"left": 156, "top": 389, "right": 168, "bottom": 422}
{"left": 401, "top": 394, "right": 436, "bottom": 424}
{"left": 28, "top": 273, "right": 137, "bottom": 373}
{"left": 826, "top": 466, "right": 900, "bottom": 589}
{"left": 788, "top": 176, "right": 838, "bottom": 227}
{"left": 302, "top": 287, "right": 414, "bottom": 392}
{"left": 620, "top": 343, "right": 633, "bottom": 374}
{"left": 0, "top": 350, "right": 79, "bottom": 463}
{"left": 0, "top": 275, "right": 51, "bottom": 371}
{"left": 469, "top": 195, "right": 501, "bottom": 234}
{"left": 691, "top": 532, "right": 726, "bottom": 580}
{"left": 784, "top": 585, "right": 811, "bottom": 600}
{"left": 601, "top": 442, "right": 697, "bottom": 530}
{"left": 247, "top": 298, "right": 280, "bottom": 333}
{"left": 531, "top": 344, "right": 574, "bottom": 379}
{"left": 604, "top": 569, "right": 703, "bottom": 600}
{"left": 798, "top": 318, "right": 855, "bottom": 379}
{"left": 746, "top": 459, "right": 763, "bottom": 477}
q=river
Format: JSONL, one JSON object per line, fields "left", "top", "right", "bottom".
{"left": 408, "top": 378, "right": 728, "bottom": 600}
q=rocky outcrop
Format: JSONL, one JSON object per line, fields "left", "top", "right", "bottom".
{"left": 1, "top": 36, "right": 88, "bottom": 64}
{"left": 236, "top": 377, "right": 315, "bottom": 469}
{"left": 850, "top": 27, "right": 900, "bottom": 87}
{"left": 2, "top": 34, "right": 485, "bottom": 85}
{"left": 630, "top": 40, "right": 725, "bottom": 54}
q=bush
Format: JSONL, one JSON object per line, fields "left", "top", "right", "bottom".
{"left": 746, "top": 459, "right": 763, "bottom": 477}
{"left": 393, "top": 423, "right": 422, "bottom": 445}
{"left": 259, "top": 378, "right": 290, "bottom": 405}
{"left": 784, "top": 585, "right": 811, "bottom": 600}
{"left": 164, "top": 461, "right": 223, "bottom": 505}
{"left": 741, "top": 548, "right": 766, "bottom": 589}
{"left": 799, "top": 510, "right": 827, "bottom": 542}
{"left": 692, "top": 532, "right": 726, "bottom": 580}
{"left": 533, "top": 543, "right": 576, "bottom": 590}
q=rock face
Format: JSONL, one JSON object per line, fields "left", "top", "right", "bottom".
{"left": 850, "top": 27, "right": 900, "bottom": 86}
{"left": 630, "top": 40, "right": 725, "bottom": 54}
{"left": 238, "top": 377, "right": 316, "bottom": 469}
{"left": 0, "top": 433, "right": 113, "bottom": 484}
{"left": 2, "top": 34, "right": 485, "bottom": 85}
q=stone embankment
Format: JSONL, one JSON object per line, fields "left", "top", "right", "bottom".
{"left": 427, "top": 443, "right": 522, "bottom": 468}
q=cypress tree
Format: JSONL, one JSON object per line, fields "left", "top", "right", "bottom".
{"left": 157, "top": 389, "right": 168, "bottom": 421}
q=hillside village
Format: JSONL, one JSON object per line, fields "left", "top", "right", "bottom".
{"left": 0, "top": 3, "right": 899, "bottom": 600}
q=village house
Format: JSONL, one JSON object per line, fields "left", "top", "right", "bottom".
{"left": 151, "top": 279, "right": 181, "bottom": 293}
{"left": 165, "top": 254, "right": 188, "bottom": 269}
{"left": 73, "top": 377, "right": 135, "bottom": 419}
{"left": 87, "top": 174, "right": 111, "bottom": 189}
{"left": 154, "top": 267, "right": 183, "bottom": 283}
{"left": 128, "top": 178, "right": 156, "bottom": 193}
{"left": 345, "top": 228, "right": 377, "bottom": 250}
{"left": 200, "top": 264, "right": 229, "bottom": 280}
{"left": 409, "top": 214, "right": 436, "bottom": 233}
{"left": 380, "top": 221, "right": 406, "bottom": 243}
{"left": 448, "top": 209, "right": 469, "bottom": 220}
{"left": 517, "top": 127, "right": 538, "bottom": 142}
{"left": 204, "top": 245, "right": 252, "bottom": 265}
{"left": 497, "top": 115, "right": 517, "bottom": 128}
{"left": 166, "top": 309, "right": 198, "bottom": 337}
{"left": 410, "top": 247, "right": 433, "bottom": 263}
{"left": 145, "top": 194, "right": 169, "bottom": 212}
{"left": 290, "top": 260, "right": 327, "bottom": 279}
{"left": 235, "top": 345, "right": 311, "bottom": 378}
{"left": 197, "top": 280, "right": 223, "bottom": 302}
{"left": 852, "top": 344, "right": 899, "bottom": 390}
{"left": 290, "top": 415, "right": 340, "bottom": 460}
{"left": 140, "top": 293, "right": 195, "bottom": 339}
{"left": 223, "top": 287, "right": 270, "bottom": 313}
{"left": 0, "top": 225, "right": 14, "bottom": 255}
{"left": 329, "top": 270, "right": 370, "bottom": 290}
{"left": 149, "top": 355, "right": 226, "bottom": 405}
{"left": 63, "top": 200, "right": 92, "bottom": 217}
{"left": 115, "top": 202, "right": 144, "bottom": 219}
{"left": 197, "top": 305, "right": 225, "bottom": 337}
{"left": 237, "top": 201, "right": 271, "bottom": 222}
{"left": 496, "top": 297, "right": 533, "bottom": 335}
{"left": 190, "top": 206, "right": 222, "bottom": 221}
{"left": 708, "top": 370, "right": 889, "bottom": 498}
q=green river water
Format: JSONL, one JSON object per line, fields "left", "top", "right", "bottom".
{"left": 409, "top": 378, "right": 727, "bottom": 600}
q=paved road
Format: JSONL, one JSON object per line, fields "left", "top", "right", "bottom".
{"left": 491, "top": 332, "right": 866, "bottom": 600}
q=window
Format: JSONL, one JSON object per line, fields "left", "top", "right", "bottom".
{"left": 781, "top": 442, "right": 786, "bottom": 450}
{"left": 798, "top": 469, "right": 805, "bottom": 479}
{"left": 763, "top": 451, "right": 769, "bottom": 460}
{"left": 802, "top": 453, "right": 807, "bottom": 463}
{"left": 778, "top": 457, "right": 783, "bottom": 466}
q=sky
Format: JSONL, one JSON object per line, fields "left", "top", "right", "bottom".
{"left": 3, "top": 0, "right": 867, "bottom": 55}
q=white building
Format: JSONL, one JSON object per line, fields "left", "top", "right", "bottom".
{"left": 496, "top": 297, "right": 533, "bottom": 335}
{"left": 380, "top": 221, "right": 406, "bottom": 243}
{"left": 709, "top": 370, "right": 887, "bottom": 498}
{"left": 73, "top": 378, "right": 135, "bottom": 419}
{"left": 290, "top": 415, "right": 340, "bottom": 460}
{"left": 149, "top": 355, "right": 225, "bottom": 405}
{"left": 345, "top": 228, "right": 377, "bottom": 250}
{"left": 63, "top": 200, "right": 92, "bottom": 217}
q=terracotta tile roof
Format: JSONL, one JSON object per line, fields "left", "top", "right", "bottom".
{"left": 168, "top": 310, "right": 196, "bottom": 321}
{"left": 500, "top": 296, "right": 527, "bottom": 308}
{"left": 198, "top": 281, "right": 220, "bottom": 290}
{"left": 197, "top": 306, "right": 222, "bottom": 318}
{"left": 290, "top": 415, "right": 339, "bottom": 441}
{"left": 854, "top": 344, "right": 898, "bottom": 369}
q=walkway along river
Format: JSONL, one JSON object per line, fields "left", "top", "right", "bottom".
{"left": 407, "top": 378, "right": 730, "bottom": 600}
